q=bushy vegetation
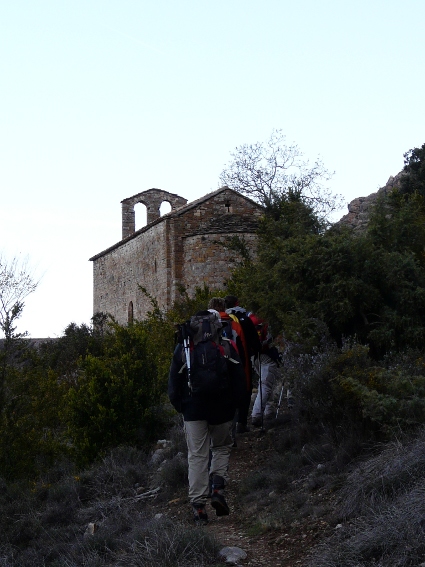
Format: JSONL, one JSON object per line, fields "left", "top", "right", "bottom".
{"left": 229, "top": 172, "right": 425, "bottom": 357}
{"left": 223, "top": 141, "right": 425, "bottom": 565}
{"left": 305, "top": 430, "right": 425, "bottom": 567}
{"left": 0, "top": 284, "right": 224, "bottom": 479}
{"left": 2, "top": 142, "right": 425, "bottom": 565}
{"left": 0, "top": 441, "right": 221, "bottom": 567}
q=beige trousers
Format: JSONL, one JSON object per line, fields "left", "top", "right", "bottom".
{"left": 184, "top": 420, "right": 233, "bottom": 504}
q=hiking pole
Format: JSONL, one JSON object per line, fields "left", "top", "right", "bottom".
{"left": 276, "top": 383, "right": 285, "bottom": 419}
{"left": 181, "top": 323, "right": 192, "bottom": 393}
{"left": 258, "top": 353, "right": 265, "bottom": 435}
{"left": 276, "top": 386, "right": 294, "bottom": 418}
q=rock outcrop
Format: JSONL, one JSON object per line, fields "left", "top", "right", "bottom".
{"left": 338, "top": 172, "right": 405, "bottom": 233}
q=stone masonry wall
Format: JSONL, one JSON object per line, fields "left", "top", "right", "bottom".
{"left": 167, "top": 188, "right": 262, "bottom": 305}
{"left": 92, "top": 187, "right": 263, "bottom": 322}
{"left": 182, "top": 232, "right": 258, "bottom": 296}
{"left": 121, "top": 188, "right": 187, "bottom": 239}
{"left": 92, "top": 221, "right": 170, "bottom": 324}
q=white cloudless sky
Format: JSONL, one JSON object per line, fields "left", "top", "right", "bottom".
{"left": 1, "top": 0, "right": 424, "bottom": 338}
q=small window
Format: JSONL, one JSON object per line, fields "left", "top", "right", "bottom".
{"left": 224, "top": 200, "right": 232, "bottom": 213}
{"left": 128, "top": 301, "right": 134, "bottom": 325}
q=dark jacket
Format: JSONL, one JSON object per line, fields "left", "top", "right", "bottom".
{"left": 168, "top": 342, "right": 246, "bottom": 424}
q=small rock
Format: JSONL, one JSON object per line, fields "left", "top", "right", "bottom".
{"left": 84, "top": 522, "right": 97, "bottom": 538}
{"left": 168, "top": 497, "right": 183, "bottom": 505}
{"left": 154, "top": 513, "right": 163, "bottom": 520}
{"left": 150, "top": 448, "right": 166, "bottom": 465}
{"left": 218, "top": 546, "right": 247, "bottom": 564}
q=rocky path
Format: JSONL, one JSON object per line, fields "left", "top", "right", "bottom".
{"left": 162, "top": 429, "right": 326, "bottom": 566}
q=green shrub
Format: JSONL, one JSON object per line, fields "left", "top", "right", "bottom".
{"left": 0, "top": 362, "right": 68, "bottom": 480}
{"left": 325, "top": 344, "right": 425, "bottom": 434}
{"left": 228, "top": 178, "right": 425, "bottom": 356}
{"left": 283, "top": 340, "right": 425, "bottom": 447}
{"left": 64, "top": 321, "right": 168, "bottom": 465}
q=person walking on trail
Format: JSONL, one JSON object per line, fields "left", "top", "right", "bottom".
{"left": 208, "top": 297, "right": 246, "bottom": 446}
{"left": 168, "top": 310, "right": 245, "bottom": 525}
{"left": 249, "top": 313, "right": 281, "bottom": 428}
{"left": 208, "top": 297, "right": 245, "bottom": 365}
{"left": 224, "top": 295, "right": 261, "bottom": 434}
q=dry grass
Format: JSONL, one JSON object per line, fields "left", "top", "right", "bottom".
{"left": 0, "top": 435, "right": 219, "bottom": 567}
{"left": 306, "top": 429, "right": 425, "bottom": 566}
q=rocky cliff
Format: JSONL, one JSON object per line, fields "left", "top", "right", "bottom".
{"left": 338, "top": 172, "right": 405, "bottom": 232}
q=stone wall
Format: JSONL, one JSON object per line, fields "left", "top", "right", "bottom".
{"left": 92, "top": 220, "right": 170, "bottom": 324}
{"left": 167, "top": 188, "right": 261, "bottom": 305}
{"left": 121, "top": 188, "right": 187, "bottom": 239}
{"left": 182, "top": 232, "right": 258, "bottom": 296}
{"left": 91, "top": 187, "right": 263, "bottom": 323}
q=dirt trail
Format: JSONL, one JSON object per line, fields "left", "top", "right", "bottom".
{"left": 162, "top": 430, "right": 321, "bottom": 566}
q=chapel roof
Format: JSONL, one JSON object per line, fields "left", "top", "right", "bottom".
{"left": 89, "top": 186, "right": 262, "bottom": 261}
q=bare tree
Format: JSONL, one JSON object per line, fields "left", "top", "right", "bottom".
{"left": 219, "top": 129, "right": 342, "bottom": 218}
{"left": 0, "top": 254, "right": 39, "bottom": 341}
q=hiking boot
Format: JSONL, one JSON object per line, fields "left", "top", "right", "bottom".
{"left": 236, "top": 423, "right": 250, "bottom": 434}
{"left": 210, "top": 475, "right": 230, "bottom": 516}
{"left": 207, "top": 473, "right": 213, "bottom": 498}
{"left": 211, "top": 491, "right": 230, "bottom": 516}
{"left": 251, "top": 416, "right": 262, "bottom": 427}
{"left": 252, "top": 414, "right": 277, "bottom": 429}
{"left": 192, "top": 503, "right": 208, "bottom": 525}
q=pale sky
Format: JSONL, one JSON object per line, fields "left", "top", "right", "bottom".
{"left": 1, "top": 0, "right": 424, "bottom": 338}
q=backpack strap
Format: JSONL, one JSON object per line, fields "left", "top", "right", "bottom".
{"left": 221, "top": 337, "right": 240, "bottom": 364}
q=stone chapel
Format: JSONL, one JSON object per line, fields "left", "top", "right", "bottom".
{"left": 89, "top": 187, "right": 263, "bottom": 324}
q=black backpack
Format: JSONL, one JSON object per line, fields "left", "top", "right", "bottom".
{"left": 179, "top": 313, "right": 235, "bottom": 396}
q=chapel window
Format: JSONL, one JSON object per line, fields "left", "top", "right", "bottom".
{"left": 128, "top": 301, "right": 134, "bottom": 325}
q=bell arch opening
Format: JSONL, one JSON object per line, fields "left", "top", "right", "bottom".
{"left": 134, "top": 202, "right": 147, "bottom": 230}
{"left": 159, "top": 201, "right": 172, "bottom": 216}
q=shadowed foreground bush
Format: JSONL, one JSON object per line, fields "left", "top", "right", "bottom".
{"left": 113, "top": 518, "right": 220, "bottom": 567}
{"left": 306, "top": 429, "right": 425, "bottom": 567}
{"left": 0, "top": 441, "right": 220, "bottom": 567}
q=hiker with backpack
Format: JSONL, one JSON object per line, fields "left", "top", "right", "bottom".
{"left": 208, "top": 297, "right": 245, "bottom": 365}
{"left": 168, "top": 310, "right": 245, "bottom": 525}
{"left": 208, "top": 297, "right": 247, "bottom": 446}
{"left": 225, "top": 295, "right": 261, "bottom": 434}
{"left": 248, "top": 313, "right": 282, "bottom": 428}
